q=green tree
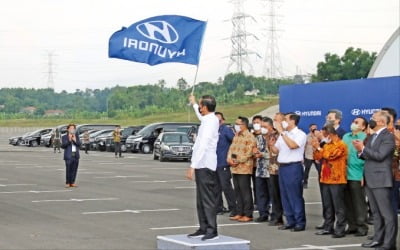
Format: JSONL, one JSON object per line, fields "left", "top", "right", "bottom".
{"left": 311, "top": 47, "right": 377, "bottom": 82}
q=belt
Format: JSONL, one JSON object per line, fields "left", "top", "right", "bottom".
{"left": 279, "top": 161, "right": 302, "bottom": 166}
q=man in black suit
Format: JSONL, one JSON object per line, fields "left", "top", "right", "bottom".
{"left": 61, "top": 124, "right": 81, "bottom": 188}
{"left": 353, "top": 110, "right": 397, "bottom": 250}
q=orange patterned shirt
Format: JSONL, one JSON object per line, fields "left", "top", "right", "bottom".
{"left": 227, "top": 129, "right": 257, "bottom": 175}
{"left": 314, "top": 139, "right": 348, "bottom": 184}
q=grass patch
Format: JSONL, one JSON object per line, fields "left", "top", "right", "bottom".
{"left": 0, "top": 98, "right": 278, "bottom": 127}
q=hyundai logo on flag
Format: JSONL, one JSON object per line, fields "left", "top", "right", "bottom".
{"left": 109, "top": 15, "right": 207, "bottom": 66}
{"left": 136, "top": 21, "right": 179, "bottom": 44}
{"left": 351, "top": 109, "right": 361, "bottom": 116}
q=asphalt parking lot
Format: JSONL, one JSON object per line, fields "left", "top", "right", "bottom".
{"left": 0, "top": 132, "right": 399, "bottom": 250}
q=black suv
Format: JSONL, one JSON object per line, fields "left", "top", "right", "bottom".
{"left": 153, "top": 132, "right": 193, "bottom": 162}
{"left": 125, "top": 122, "right": 199, "bottom": 154}
{"left": 105, "top": 126, "right": 144, "bottom": 152}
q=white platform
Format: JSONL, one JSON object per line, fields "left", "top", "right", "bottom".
{"left": 157, "top": 234, "right": 250, "bottom": 250}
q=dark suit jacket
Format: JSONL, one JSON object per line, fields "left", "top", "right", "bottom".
{"left": 61, "top": 133, "right": 82, "bottom": 160}
{"left": 360, "top": 128, "right": 395, "bottom": 189}
{"left": 336, "top": 126, "right": 346, "bottom": 139}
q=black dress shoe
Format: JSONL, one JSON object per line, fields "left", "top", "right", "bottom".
{"left": 278, "top": 224, "right": 294, "bottom": 230}
{"left": 345, "top": 229, "right": 357, "bottom": 234}
{"left": 354, "top": 231, "right": 368, "bottom": 237}
{"left": 315, "top": 230, "right": 332, "bottom": 235}
{"left": 367, "top": 235, "right": 374, "bottom": 240}
{"left": 315, "top": 224, "right": 324, "bottom": 230}
{"left": 255, "top": 216, "right": 269, "bottom": 222}
{"left": 268, "top": 220, "right": 284, "bottom": 226}
{"left": 291, "top": 226, "right": 305, "bottom": 232}
{"left": 361, "top": 241, "right": 381, "bottom": 248}
{"left": 331, "top": 233, "right": 345, "bottom": 238}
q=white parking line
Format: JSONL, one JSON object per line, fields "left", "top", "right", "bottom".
{"left": 0, "top": 184, "right": 37, "bottom": 187}
{"left": 150, "top": 222, "right": 260, "bottom": 230}
{"left": 274, "top": 243, "right": 361, "bottom": 250}
{"left": 83, "top": 208, "right": 180, "bottom": 215}
{"left": 0, "top": 190, "right": 72, "bottom": 194}
{"left": 94, "top": 175, "right": 148, "bottom": 179}
{"left": 130, "top": 180, "right": 189, "bottom": 183}
{"left": 32, "top": 197, "right": 119, "bottom": 203}
{"left": 305, "top": 202, "right": 322, "bottom": 205}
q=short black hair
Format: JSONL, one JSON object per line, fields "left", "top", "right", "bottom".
{"left": 200, "top": 95, "right": 216, "bottom": 112}
{"left": 215, "top": 111, "right": 225, "bottom": 120}
{"left": 262, "top": 116, "right": 273, "bottom": 125}
{"left": 354, "top": 116, "right": 368, "bottom": 130}
{"left": 309, "top": 123, "right": 317, "bottom": 128}
{"left": 238, "top": 116, "right": 249, "bottom": 128}
{"left": 285, "top": 112, "right": 300, "bottom": 126}
{"left": 323, "top": 125, "right": 337, "bottom": 135}
{"left": 252, "top": 115, "right": 263, "bottom": 122}
{"left": 381, "top": 107, "right": 397, "bottom": 121}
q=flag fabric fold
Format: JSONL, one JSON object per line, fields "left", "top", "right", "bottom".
{"left": 109, "top": 15, "right": 207, "bottom": 66}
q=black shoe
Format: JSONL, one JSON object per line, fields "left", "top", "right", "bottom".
{"left": 187, "top": 229, "right": 205, "bottom": 238}
{"left": 361, "top": 240, "right": 381, "bottom": 248}
{"left": 119, "top": 155, "right": 123, "bottom": 158}
{"left": 201, "top": 233, "right": 219, "bottom": 241}
{"left": 278, "top": 224, "right": 294, "bottom": 230}
{"left": 331, "top": 233, "right": 345, "bottom": 238}
{"left": 255, "top": 216, "right": 269, "bottom": 222}
{"left": 268, "top": 220, "right": 283, "bottom": 226}
{"left": 229, "top": 212, "right": 236, "bottom": 217}
{"left": 291, "top": 226, "right": 305, "bottom": 232}
{"left": 367, "top": 235, "right": 374, "bottom": 240}
{"left": 315, "top": 230, "right": 333, "bottom": 235}
{"left": 345, "top": 229, "right": 357, "bottom": 234}
{"left": 315, "top": 224, "right": 324, "bottom": 230}
{"left": 354, "top": 231, "right": 368, "bottom": 237}
{"left": 216, "top": 210, "right": 225, "bottom": 215}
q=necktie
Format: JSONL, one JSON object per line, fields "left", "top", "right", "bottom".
{"left": 370, "top": 133, "right": 378, "bottom": 146}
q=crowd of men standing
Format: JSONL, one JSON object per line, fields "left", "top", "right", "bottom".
{"left": 186, "top": 94, "right": 399, "bottom": 250}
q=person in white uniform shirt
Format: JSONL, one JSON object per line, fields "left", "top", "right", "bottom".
{"left": 186, "top": 94, "right": 220, "bottom": 241}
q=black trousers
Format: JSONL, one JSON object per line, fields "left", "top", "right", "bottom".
{"left": 232, "top": 174, "right": 253, "bottom": 217}
{"left": 115, "top": 142, "right": 122, "bottom": 156}
{"left": 303, "top": 158, "right": 317, "bottom": 184}
{"left": 344, "top": 180, "right": 368, "bottom": 234}
{"left": 269, "top": 174, "right": 283, "bottom": 222}
{"left": 65, "top": 158, "right": 79, "bottom": 184}
{"left": 215, "top": 166, "right": 236, "bottom": 213}
{"left": 255, "top": 177, "right": 270, "bottom": 218}
{"left": 84, "top": 143, "right": 90, "bottom": 153}
{"left": 320, "top": 183, "right": 346, "bottom": 234}
{"left": 366, "top": 186, "right": 397, "bottom": 249}
{"left": 195, "top": 168, "right": 218, "bottom": 235}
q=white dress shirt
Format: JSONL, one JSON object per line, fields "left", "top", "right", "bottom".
{"left": 275, "top": 126, "right": 307, "bottom": 163}
{"left": 190, "top": 104, "right": 219, "bottom": 171}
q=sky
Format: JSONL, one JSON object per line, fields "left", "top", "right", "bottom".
{"left": 0, "top": 0, "right": 398, "bottom": 92}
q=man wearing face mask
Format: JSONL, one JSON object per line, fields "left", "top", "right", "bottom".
{"left": 252, "top": 115, "right": 270, "bottom": 222}
{"left": 353, "top": 111, "right": 397, "bottom": 250}
{"left": 270, "top": 112, "right": 307, "bottom": 232}
{"left": 326, "top": 109, "right": 346, "bottom": 139}
{"left": 61, "top": 123, "right": 81, "bottom": 188}
{"left": 342, "top": 116, "right": 369, "bottom": 237}
{"left": 214, "top": 111, "right": 236, "bottom": 217}
{"left": 227, "top": 116, "right": 257, "bottom": 222}
{"left": 186, "top": 94, "right": 220, "bottom": 241}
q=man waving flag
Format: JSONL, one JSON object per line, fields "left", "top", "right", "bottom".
{"left": 109, "top": 15, "right": 207, "bottom": 66}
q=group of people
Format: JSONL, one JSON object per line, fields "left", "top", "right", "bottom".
{"left": 186, "top": 94, "right": 399, "bottom": 250}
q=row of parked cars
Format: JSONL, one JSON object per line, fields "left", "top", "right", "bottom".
{"left": 9, "top": 122, "right": 199, "bottom": 162}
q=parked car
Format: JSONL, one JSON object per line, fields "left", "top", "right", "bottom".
{"left": 21, "top": 128, "right": 53, "bottom": 147}
{"left": 105, "top": 126, "right": 145, "bottom": 152}
{"left": 75, "top": 124, "right": 119, "bottom": 135}
{"left": 89, "top": 129, "right": 114, "bottom": 150}
{"left": 176, "top": 125, "right": 198, "bottom": 142}
{"left": 153, "top": 132, "right": 193, "bottom": 162}
{"left": 9, "top": 132, "right": 29, "bottom": 146}
{"left": 125, "top": 122, "right": 199, "bottom": 154}
{"left": 40, "top": 125, "right": 68, "bottom": 147}
{"left": 95, "top": 131, "right": 114, "bottom": 151}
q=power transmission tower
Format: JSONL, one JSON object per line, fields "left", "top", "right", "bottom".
{"left": 226, "top": 0, "right": 260, "bottom": 75}
{"left": 46, "top": 52, "right": 55, "bottom": 89}
{"left": 261, "top": 0, "right": 283, "bottom": 78}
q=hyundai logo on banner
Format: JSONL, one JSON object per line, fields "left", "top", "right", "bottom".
{"left": 109, "top": 15, "right": 207, "bottom": 66}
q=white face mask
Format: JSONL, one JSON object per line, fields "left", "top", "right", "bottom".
{"left": 234, "top": 125, "right": 241, "bottom": 133}
{"left": 70, "top": 129, "right": 76, "bottom": 134}
{"left": 253, "top": 123, "right": 261, "bottom": 131}
{"left": 350, "top": 123, "right": 359, "bottom": 131}
{"left": 261, "top": 127, "right": 268, "bottom": 135}
{"left": 282, "top": 121, "right": 289, "bottom": 130}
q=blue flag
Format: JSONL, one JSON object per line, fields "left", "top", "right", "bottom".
{"left": 109, "top": 15, "right": 207, "bottom": 66}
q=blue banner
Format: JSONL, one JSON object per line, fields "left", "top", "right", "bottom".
{"left": 279, "top": 76, "right": 400, "bottom": 132}
{"left": 109, "top": 15, "right": 207, "bottom": 65}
